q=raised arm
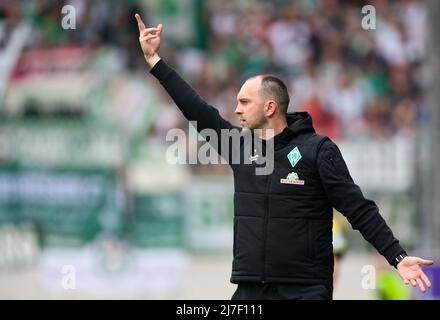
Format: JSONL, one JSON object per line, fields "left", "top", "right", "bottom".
{"left": 135, "top": 14, "right": 236, "bottom": 136}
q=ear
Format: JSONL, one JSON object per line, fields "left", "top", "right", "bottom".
{"left": 264, "top": 100, "right": 277, "bottom": 117}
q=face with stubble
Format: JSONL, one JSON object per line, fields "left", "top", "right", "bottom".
{"left": 234, "top": 77, "right": 267, "bottom": 131}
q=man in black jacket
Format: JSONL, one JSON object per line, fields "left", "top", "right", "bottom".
{"left": 135, "top": 14, "right": 433, "bottom": 300}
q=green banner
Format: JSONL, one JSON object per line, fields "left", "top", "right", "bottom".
{"left": 0, "top": 166, "right": 120, "bottom": 247}
{"left": 128, "top": 193, "right": 185, "bottom": 248}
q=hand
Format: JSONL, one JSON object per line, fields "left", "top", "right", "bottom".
{"left": 135, "top": 13, "right": 162, "bottom": 68}
{"left": 397, "top": 256, "right": 433, "bottom": 293}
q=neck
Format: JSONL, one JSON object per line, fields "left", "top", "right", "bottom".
{"left": 256, "top": 117, "right": 288, "bottom": 140}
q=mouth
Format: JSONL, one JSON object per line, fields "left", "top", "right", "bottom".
{"left": 240, "top": 119, "right": 246, "bottom": 126}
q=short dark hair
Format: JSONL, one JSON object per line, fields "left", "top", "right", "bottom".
{"left": 259, "top": 75, "right": 290, "bottom": 114}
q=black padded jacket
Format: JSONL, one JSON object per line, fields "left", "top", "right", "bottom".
{"left": 150, "top": 59, "right": 406, "bottom": 288}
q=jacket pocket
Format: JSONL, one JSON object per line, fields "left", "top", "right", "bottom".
{"left": 232, "top": 216, "right": 264, "bottom": 275}
{"left": 265, "top": 218, "right": 313, "bottom": 277}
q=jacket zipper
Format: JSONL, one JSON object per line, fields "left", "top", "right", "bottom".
{"left": 261, "top": 174, "right": 272, "bottom": 283}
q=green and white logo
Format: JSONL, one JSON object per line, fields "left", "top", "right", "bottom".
{"left": 287, "top": 147, "right": 302, "bottom": 168}
{"left": 287, "top": 172, "right": 299, "bottom": 181}
{"left": 280, "top": 171, "right": 305, "bottom": 185}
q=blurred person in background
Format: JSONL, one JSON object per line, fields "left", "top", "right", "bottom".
{"left": 332, "top": 218, "right": 348, "bottom": 283}
{"left": 373, "top": 254, "right": 412, "bottom": 300}
{"left": 135, "top": 12, "right": 433, "bottom": 300}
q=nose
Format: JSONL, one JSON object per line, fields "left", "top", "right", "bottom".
{"left": 235, "top": 104, "right": 242, "bottom": 115}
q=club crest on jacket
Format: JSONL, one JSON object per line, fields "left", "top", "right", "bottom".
{"left": 287, "top": 147, "right": 302, "bottom": 168}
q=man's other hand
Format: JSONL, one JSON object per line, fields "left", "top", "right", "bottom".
{"left": 397, "top": 256, "right": 434, "bottom": 293}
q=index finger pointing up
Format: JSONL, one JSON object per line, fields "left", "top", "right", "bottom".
{"left": 135, "top": 13, "right": 146, "bottom": 32}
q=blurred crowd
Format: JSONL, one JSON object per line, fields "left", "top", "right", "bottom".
{"left": 0, "top": 0, "right": 430, "bottom": 142}
{"left": 193, "top": 0, "right": 429, "bottom": 141}
{"left": 0, "top": 0, "right": 142, "bottom": 68}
